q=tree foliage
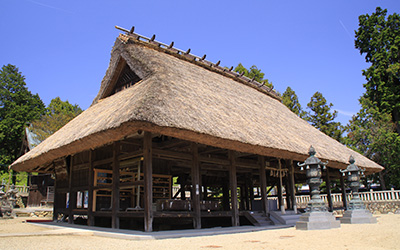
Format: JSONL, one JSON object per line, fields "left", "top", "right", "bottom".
{"left": 282, "top": 87, "right": 305, "bottom": 118}
{"left": 30, "top": 97, "right": 83, "bottom": 143}
{"left": 344, "top": 7, "right": 400, "bottom": 189}
{"left": 0, "top": 64, "right": 45, "bottom": 172}
{"left": 344, "top": 98, "right": 400, "bottom": 189}
{"left": 305, "top": 92, "right": 342, "bottom": 141}
{"left": 234, "top": 63, "right": 273, "bottom": 88}
{"left": 355, "top": 7, "right": 400, "bottom": 134}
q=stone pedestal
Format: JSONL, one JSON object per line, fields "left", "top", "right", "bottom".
{"left": 296, "top": 211, "right": 340, "bottom": 230}
{"left": 340, "top": 209, "right": 377, "bottom": 224}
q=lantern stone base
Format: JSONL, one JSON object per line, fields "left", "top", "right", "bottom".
{"left": 340, "top": 209, "right": 377, "bottom": 224}
{"left": 296, "top": 211, "right": 340, "bottom": 230}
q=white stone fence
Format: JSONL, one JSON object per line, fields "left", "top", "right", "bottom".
{"left": 292, "top": 188, "right": 400, "bottom": 207}
{"left": 1, "top": 185, "right": 30, "bottom": 195}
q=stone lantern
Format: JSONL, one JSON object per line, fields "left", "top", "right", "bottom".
{"left": 296, "top": 146, "right": 340, "bottom": 230}
{"left": 340, "top": 156, "right": 377, "bottom": 224}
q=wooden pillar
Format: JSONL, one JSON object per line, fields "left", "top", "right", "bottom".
{"left": 67, "top": 156, "right": 76, "bottom": 224}
{"left": 258, "top": 156, "right": 268, "bottom": 215}
{"left": 222, "top": 180, "right": 230, "bottom": 211}
{"left": 326, "top": 167, "right": 333, "bottom": 212}
{"left": 202, "top": 184, "right": 208, "bottom": 200}
{"left": 249, "top": 174, "right": 254, "bottom": 211}
{"left": 111, "top": 142, "right": 120, "bottom": 229}
{"left": 229, "top": 150, "right": 239, "bottom": 226}
{"left": 277, "top": 160, "right": 285, "bottom": 214}
{"left": 191, "top": 142, "right": 201, "bottom": 229}
{"left": 340, "top": 173, "right": 348, "bottom": 210}
{"left": 52, "top": 163, "right": 58, "bottom": 221}
{"left": 179, "top": 174, "right": 186, "bottom": 200}
{"left": 239, "top": 186, "right": 245, "bottom": 210}
{"left": 244, "top": 175, "right": 250, "bottom": 210}
{"left": 143, "top": 132, "right": 153, "bottom": 232}
{"left": 285, "top": 178, "right": 292, "bottom": 210}
{"left": 87, "top": 150, "right": 95, "bottom": 226}
{"left": 289, "top": 160, "right": 297, "bottom": 213}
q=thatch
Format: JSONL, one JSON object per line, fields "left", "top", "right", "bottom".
{"left": 11, "top": 33, "right": 383, "bottom": 173}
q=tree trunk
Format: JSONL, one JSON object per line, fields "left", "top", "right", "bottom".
{"left": 379, "top": 171, "right": 387, "bottom": 190}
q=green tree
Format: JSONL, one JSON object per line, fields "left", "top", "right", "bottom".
{"left": 344, "top": 97, "right": 400, "bottom": 189}
{"left": 355, "top": 7, "right": 400, "bottom": 134}
{"left": 0, "top": 64, "right": 45, "bottom": 172}
{"left": 234, "top": 63, "right": 273, "bottom": 88}
{"left": 305, "top": 92, "right": 342, "bottom": 141}
{"left": 30, "top": 97, "right": 83, "bottom": 143}
{"left": 282, "top": 87, "right": 305, "bottom": 118}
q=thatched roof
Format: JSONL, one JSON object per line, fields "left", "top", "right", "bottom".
{"left": 11, "top": 32, "right": 383, "bottom": 173}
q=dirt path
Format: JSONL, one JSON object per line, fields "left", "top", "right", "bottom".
{"left": 0, "top": 214, "right": 399, "bottom": 250}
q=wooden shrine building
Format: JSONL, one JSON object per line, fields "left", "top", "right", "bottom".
{"left": 11, "top": 27, "right": 383, "bottom": 232}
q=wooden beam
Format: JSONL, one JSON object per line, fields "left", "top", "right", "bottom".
{"left": 119, "top": 150, "right": 144, "bottom": 162}
{"left": 87, "top": 150, "right": 95, "bottom": 226}
{"left": 229, "top": 150, "right": 239, "bottom": 226}
{"left": 153, "top": 148, "right": 191, "bottom": 161}
{"left": 143, "top": 132, "right": 153, "bottom": 232}
{"left": 155, "top": 138, "right": 188, "bottom": 149}
{"left": 259, "top": 156, "right": 269, "bottom": 215}
{"left": 191, "top": 142, "right": 201, "bottom": 229}
{"left": 111, "top": 142, "right": 120, "bottom": 229}
{"left": 93, "top": 157, "right": 113, "bottom": 167}
{"left": 326, "top": 167, "right": 333, "bottom": 212}
{"left": 153, "top": 148, "right": 260, "bottom": 169}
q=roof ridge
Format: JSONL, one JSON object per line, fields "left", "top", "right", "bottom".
{"left": 115, "top": 26, "right": 281, "bottom": 101}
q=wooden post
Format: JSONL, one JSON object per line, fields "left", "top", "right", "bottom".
{"left": 191, "top": 142, "right": 201, "bottom": 229}
{"left": 179, "top": 174, "right": 186, "bottom": 200}
{"left": 202, "top": 184, "right": 208, "bottom": 200}
{"left": 222, "top": 180, "right": 230, "bottom": 211}
{"left": 229, "top": 150, "right": 239, "bottom": 226}
{"left": 277, "top": 159, "right": 285, "bottom": 214}
{"left": 285, "top": 177, "right": 292, "bottom": 210}
{"left": 244, "top": 175, "right": 250, "bottom": 210}
{"left": 249, "top": 174, "right": 254, "bottom": 211}
{"left": 52, "top": 163, "right": 58, "bottom": 221}
{"left": 340, "top": 173, "right": 348, "bottom": 210}
{"left": 326, "top": 167, "right": 333, "bottom": 212}
{"left": 143, "top": 132, "right": 153, "bottom": 232}
{"left": 112, "top": 142, "right": 120, "bottom": 229}
{"left": 289, "top": 160, "right": 297, "bottom": 213}
{"left": 258, "top": 156, "right": 268, "bottom": 215}
{"left": 88, "top": 150, "right": 95, "bottom": 226}
{"left": 239, "top": 186, "right": 244, "bottom": 210}
{"left": 67, "top": 156, "right": 76, "bottom": 224}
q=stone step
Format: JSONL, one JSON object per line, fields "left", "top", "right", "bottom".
{"left": 269, "top": 210, "right": 302, "bottom": 225}
{"left": 242, "top": 211, "right": 274, "bottom": 226}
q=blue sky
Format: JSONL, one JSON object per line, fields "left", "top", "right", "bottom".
{"left": 1, "top": 0, "right": 399, "bottom": 125}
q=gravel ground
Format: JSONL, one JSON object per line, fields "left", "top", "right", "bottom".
{"left": 0, "top": 214, "right": 399, "bottom": 250}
